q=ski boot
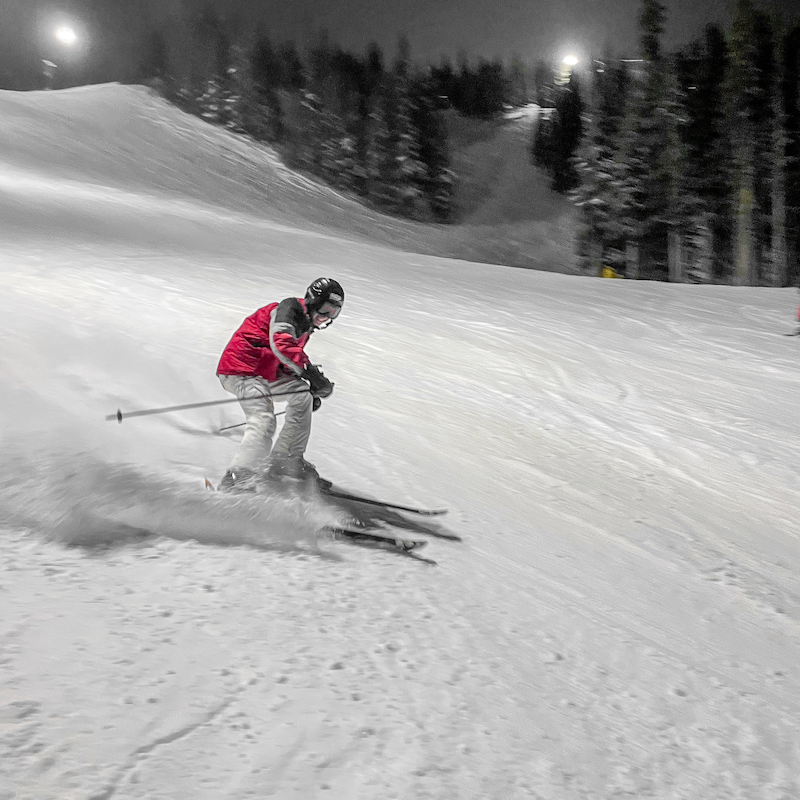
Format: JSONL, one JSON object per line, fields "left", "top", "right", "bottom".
{"left": 217, "top": 467, "right": 257, "bottom": 493}
{"left": 264, "top": 457, "right": 332, "bottom": 490}
{"left": 298, "top": 459, "right": 333, "bottom": 490}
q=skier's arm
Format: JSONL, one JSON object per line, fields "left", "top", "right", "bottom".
{"left": 269, "top": 298, "right": 311, "bottom": 376}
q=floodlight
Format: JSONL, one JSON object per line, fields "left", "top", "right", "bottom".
{"left": 55, "top": 27, "right": 77, "bottom": 45}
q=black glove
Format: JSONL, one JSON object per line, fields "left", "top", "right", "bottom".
{"left": 312, "top": 395, "right": 322, "bottom": 412}
{"left": 303, "top": 364, "right": 334, "bottom": 399}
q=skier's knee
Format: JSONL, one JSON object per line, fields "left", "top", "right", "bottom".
{"left": 248, "top": 410, "right": 277, "bottom": 438}
{"left": 290, "top": 390, "right": 313, "bottom": 412}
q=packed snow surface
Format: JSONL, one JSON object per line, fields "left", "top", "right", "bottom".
{"left": 1, "top": 85, "right": 799, "bottom": 799}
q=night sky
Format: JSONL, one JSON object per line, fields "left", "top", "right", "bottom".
{"left": 4, "top": 0, "right": 799, "bottom": 88}
{"left": 219, "top": 0, "right": 799, "bottom": 63}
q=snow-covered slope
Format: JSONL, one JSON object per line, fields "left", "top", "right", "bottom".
{"left": 1, "top": 84, "right": 799, "bottom": 799}
{"left": 444, "top": 105, "right": 576, "bottom": 271}
{"left": 0, "top": 84, "right": 574, "bottom": 271}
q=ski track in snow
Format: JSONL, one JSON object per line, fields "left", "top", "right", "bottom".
{"left": 1, "top": 85, "right": 800, "bottom": 799}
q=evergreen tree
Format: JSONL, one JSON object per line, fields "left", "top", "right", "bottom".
{"left": 771, "top": 25, "right": 788, "bottom": 287}
{"left": 573, "top": 57, "right": 633, "bottom": 273}
{"left": 622, "top": 0, "right": 675, "bottom": 279}
{"left": 246, "top": 33, "right": 284, "bottom": 142}
{"left": 279, "top": 41, "right": 306, "bottom": 90}
{"left": 532, "top": 104, "right": 554, "bottom": 167}
{"left": 410, "top": 73, "right": 455, "bottom": 220}
{"left": 222, "top": 44, "right": 251, "bottom": 133}
{"left": 641, "top": 0, "right": 667, "bottom": 62}
{"left": 285, "top": 34, "right": 363, "bottom": 188}
{"left": 308, "top": 30, "right": 335, "bottom": 105}
{"left": 218, "top": 34, "right": 283, "bottom": 143}
{"left": 675, "top": 25, "right": 733, "bottom": 281}
{"left": 188, "top": 5, "right": 223, "bottom": 97}
{"left": 507, "top": 55, "right": 529, "bottom": 106}
{"left": 553, "top": 74, "right": 584, "bottom": 191}
{"left": 366, "top": 43, "right": 385, "bottom": 94}
{"left": 140, "top": 30, "right": 170, "bottom": 86}
{"left": 473, "top": 59, "right": 507, "bottom": 117}
{"left": 783, "top": 26, "right": 800, "bottom": 285}
{"left": 132, "top": 24, "right": 452, "bottom": 225}
{"left": 754, "top": 11, "right": 778, "bottom": 285}
{"left": 352, "top": 43, "right": 385, "bottom": 196}
{"left": 250, "top": 34, "right": 281, "bottom": 92}
{"left": 198, "top": 24, "right": 233, "bottom": 127}
{"left": 431, "top": 58, "right": 457, "bottom": 107}
{"left": 534, "top": 74, "right": 584, "bottom": 192}
{"left": 368, "top": 38, "right": 426, "bottom": 216}
{"left": 533, "top": 60, "right": 555, "bottom": 106}
{"left": 727, "top": 0, "right": 777, "bottom": 284}
{"left": 456, "top": 55, "right": 477, "bottom": 114}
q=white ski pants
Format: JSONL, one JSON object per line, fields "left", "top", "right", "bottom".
{"left": 218, "top": 374, "right": 312, "bottom": 472}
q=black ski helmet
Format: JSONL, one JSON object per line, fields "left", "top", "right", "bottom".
{"left": 305, "top": 278, "right": 345, "bottom": 313}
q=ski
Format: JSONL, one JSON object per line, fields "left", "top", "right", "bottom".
{"left": 325, "top": 527, "right": 429, "bottom": 552}
{"left": 321, "top": 488, "right": 448, "bottom": 516}
{"left": 783, "top": 329, "right": 800, "bottom": 336}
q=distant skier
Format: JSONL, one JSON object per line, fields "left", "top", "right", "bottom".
{"left": 216, "top": 278, "right": 343, "bottom": 491}
{"left": 787, "top": 287, "right": 800, "bottom": 336}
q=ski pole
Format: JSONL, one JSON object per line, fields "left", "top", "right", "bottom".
{"left": 106, "top": 389, "right": 309, "bottom": 423}
{"left": 219, "top": 421, "right": 246, "bottom": 433}
{"left": 218, "top": 410, "right": 285, "bottom": 434}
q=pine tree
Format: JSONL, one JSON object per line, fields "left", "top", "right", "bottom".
{"left": 675, "top": 24, "right": 733, "bottom": 282}
{"left": 596, "top": 56, "right": 630, "bottom": 151}
{"left": 431, "top": 58, "right": 457, "bottom": 108}
{"left": 188, "top": 5, "right": 222, "bottom": 98}
{"left": 456, "top": 56, "right": 477, "bottom": 114}
{"left": 784, "top": 26, "right": 800, "bottom": 285}
{"left": 348, "top": 43, "right": 384, "bottom": 196}
{"left": 223, "top": 44, "right": 250, "bottom": 133}
{"left": 279, "top": 42, "right": 306, "bottom": 90}
{"left": 197, "top": 23, "right": 234, "bottom": 126}
{"left": 533, "top": 60, "right": 554, "bottom": 106}
{"left": 641, "top": 0, "right": 667, "bottom": 62}
{"left": 533, "top": 73, "right": 584, "bottom": 192}
{"left": 532, "top": 108, "right": 556, "bottom": 168}
{"left": 140, "top": 30, "right": 169, "bottom": 86}
{"left": 368, "top": 38, "right": 426, "bottom": 216}
{"left": 573, "top": 57, "right": 633, "bottom": 273}
{"left": 245, "top": 33, "right": 284, "bottom": 143}
{"left": 473, "top": 59, "right": 507, "bottom": 117}
{"left": 727, "top": 0, "right": 777, "bottom": 285}
{"left": 621, "top": 0, "right": 676, "bottom": 280}
{"left": 410, "top": 73, "right": 455, "bottom": 220}
{"left": 507, "top": 55, "right": 529, "bottom": 106}
{"left": 552, "top": 74, "right": 584, "bottom": 191}
{"left": 772, "top": 27, "right": 789, "bottom": 287}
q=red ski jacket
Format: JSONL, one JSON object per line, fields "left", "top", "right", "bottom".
{"left": 217, "top": 297, "right": 312, "bottom": 382}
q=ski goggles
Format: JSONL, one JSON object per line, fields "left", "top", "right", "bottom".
{"left": 316, "top": 301, "right": 342, "bottom": 320}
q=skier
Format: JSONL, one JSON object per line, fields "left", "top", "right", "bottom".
{"left": 796, "top": 288, "right": 800, "bottom": 335}
{"left": 216, "top": 278, "right": 344, "bottom": 491}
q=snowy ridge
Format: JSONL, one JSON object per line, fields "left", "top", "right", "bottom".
{"left": 1, "top": 84, "right": 799, "bottom": 799}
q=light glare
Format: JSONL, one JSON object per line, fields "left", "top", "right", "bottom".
{"left": 562, "top": 55, "right": 579, "bottom": 67}
{"left": 55, "top": 27, "right": 77, "bottom": 45}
